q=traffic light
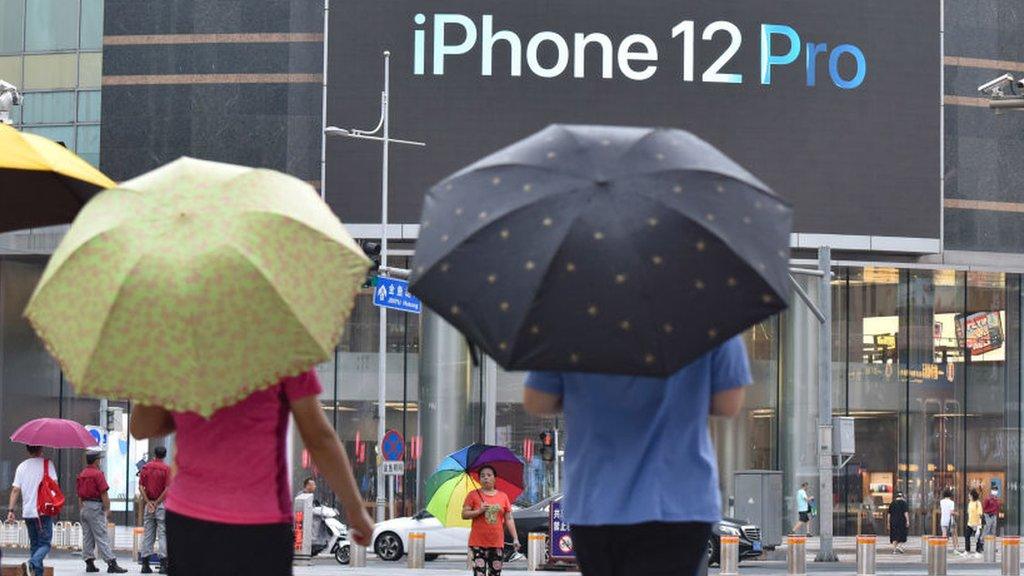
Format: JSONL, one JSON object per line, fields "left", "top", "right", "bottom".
{"left": 359, "top": 240, "right": 381, "bottom": 288}
{"left": 540, "top": 431, "right": 555, "bottom": 462}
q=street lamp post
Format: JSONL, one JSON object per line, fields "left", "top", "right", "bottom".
{"left": 325, "top": 51, "right": 424, "bottom": 522}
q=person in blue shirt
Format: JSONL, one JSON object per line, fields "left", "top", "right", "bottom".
{"left": 524, "top": 336, "right": 751, "bottom": 576}
{"left": 792, "top": 482, "right": 815, "bottom": 535}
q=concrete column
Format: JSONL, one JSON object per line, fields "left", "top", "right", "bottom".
{"left": 418, "top": 310, "right": 473, "bottom": 506}
{"left": 781, "top": 274, "right": 820, "bottom": 536}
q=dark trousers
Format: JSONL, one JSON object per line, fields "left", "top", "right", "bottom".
{"left": 966, "top": 525, "right": 978, "bottom": 552}
{"left": 571, "top": 522, "right": 713, "bottom": 576}
{"left": 166, "top": 510, "right": 293, "bottom": 576}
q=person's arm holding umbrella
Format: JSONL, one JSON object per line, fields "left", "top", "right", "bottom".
{"left": 290, "top": 396, "right": 375, "bottom": 547}
{"left": 523, "top": 375, "right": 563, "bottom": 416}
{"left": 462, "top": 491, "right": 486, "bottom": 520}
{"left": 711, "top": 387, "right": 746, "bottom": 417}
{"left": 130, "top": 406, "right": 176, "bottom": 439}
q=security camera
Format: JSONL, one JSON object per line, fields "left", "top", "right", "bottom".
{"left": 978, "top": 73, "right": 1015, "bottom": 96}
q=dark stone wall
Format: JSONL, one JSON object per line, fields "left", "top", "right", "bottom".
{"left": 944, "top": 0, "right": 1024, "bottom": 253}
{"left": 100, "top": 0, "right": 323, "bottom": 186}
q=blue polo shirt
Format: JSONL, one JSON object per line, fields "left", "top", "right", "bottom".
{"left": 525, "top": 336, "right": 751, "bottom": 526}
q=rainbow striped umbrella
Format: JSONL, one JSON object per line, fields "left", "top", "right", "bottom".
{"left": 424, "top": 444, "right": 524, "bottom": 527}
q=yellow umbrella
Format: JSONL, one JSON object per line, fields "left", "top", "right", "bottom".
{"left": 24, "top": 157, "right": 369, "bottom": 416}
{"left": 0, "top": 123, "right": 116, "bottom": 233}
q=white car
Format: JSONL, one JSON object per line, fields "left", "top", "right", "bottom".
{"left": 372, "top": 509, "right": 469, "bottom": 561}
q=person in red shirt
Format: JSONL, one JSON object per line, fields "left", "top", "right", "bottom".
{"left": 139, "top": 446, "right": 170, "bottom": 574}
{"left": 461, "top": 466, "right": 519, "bottom": 576}
{"left": 76, "top": 451, "right": 127, "bottom": 573}
{"left": 981, "top": 488, "right": 1002, "bottom": 546}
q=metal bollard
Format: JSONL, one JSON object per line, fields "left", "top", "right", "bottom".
{"left": 987, "top": 535, "right": 999, "bottom": 563}
{"left": 527, "top": 532, "right": 547, "bottom": 571}
{"left": 857, "top": 535, "right": 876, "bottom": 576}
{"left": 787, "top": 535, "right": 806, "bottom": 575}
{"left": 928, "top": 536, "right": 947, "bottom": 576}
{"left": 407, "top": 531, "right": 425, "bottom": 569}
{"left": 720, "top": 535, "right": 740, "bottom": 576}
{"left": 1002, "top": 536, "right": 1021, "bottom": 576}
{"left": 349, "top": 542, "right": 367, "bottom": 567}
{"left": 922, "top": 535, "right": 931, "bottom": 564}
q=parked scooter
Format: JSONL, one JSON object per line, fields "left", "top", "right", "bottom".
{"left": 309, "top": 506, "right": 350, "bottom": 564}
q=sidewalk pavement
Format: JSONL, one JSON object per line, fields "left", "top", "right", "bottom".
{"left": 2, "top": 535, "right": 1012, "bottom": 575}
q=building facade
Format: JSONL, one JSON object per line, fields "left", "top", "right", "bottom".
{"left": 0, "top": 0, "right": 103, "bottom": 165}
{"left": 1, "top": 0, "right": 1024, "bottom": 541}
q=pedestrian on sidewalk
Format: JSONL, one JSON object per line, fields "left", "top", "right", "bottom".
{"left": 982, "top": 487, "right": 1001, "bottom": 541}
{"left": 966, "top": 489, "right": 982, "bottom": 556}
{"left": 791, "top": 482, "right": 815, "bottom": 536}
{"left": 5, "top": 445, "right": 58, "bottom": 576}
{"left": 523, "top": 336, "right": 751, "bottom": 576}
{"left": 888, "top": 491, "right": 909, "bottom": 554}
{"left": 939, "top": 489, "right": 958, "bottom": 551}
{"left": 76, "top": 450, "right": 127, "bottom": 573}
{"left": 139, "top": 446, "right": 171, "bottom": 573}
{"left": 130, "top": 369, "right": 374, "bottom": 576}
{"left": 462, "top": 465, "right": 519, "bottom": 576}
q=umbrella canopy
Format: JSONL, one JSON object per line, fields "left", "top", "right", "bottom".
{"left": 410, "top": 124, "right": 792, "bottom": 377}
{"left": 424, "top": 444, "right": 524, "bottom": 527}
{"left": 11, "top": 418, "right": 97, "bottom": 449}
{"left": 0, "top": 123, "right": 116, "bottom": 233}
{"left": 24, "top": 157, "right": 370, "bottom": 416}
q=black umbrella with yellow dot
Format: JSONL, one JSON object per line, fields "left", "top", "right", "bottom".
{"left": 410, "top": 124, "right": 791, "bottom": 377}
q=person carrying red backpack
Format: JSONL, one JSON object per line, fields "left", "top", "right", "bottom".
{"left": 5, "top": 445, "right": 59, "bottom": 576}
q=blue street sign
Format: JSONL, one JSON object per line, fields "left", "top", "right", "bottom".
{"left": 372, "top": 276, "right": 421, "bottom": 314}
{"left": 382, "top": 429, "right": 405, "bottom": 461}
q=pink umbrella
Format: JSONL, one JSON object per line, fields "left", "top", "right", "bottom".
{"left": 10, "top": 418, "right": 97, "bottom": 449}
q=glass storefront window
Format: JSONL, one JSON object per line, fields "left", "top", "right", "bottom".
{"left": 0, "top": 55, "right": 22, "bottom": 87}
{"left": 79, "top": 52, "right": 102, "bottom": 88}
{"left": 24, "top": 125, "right": 75, "bottom": 148}
{"left": 79, "top": 0, "right": 103, "bottom": 50}
{"left": 0, "top": 0, "right": 25, "bottom": 54}
{"left": 23, "top": 54, "right": 78, "bottom": 90}
{"left": 76, "top": 124, "right": 100, "bottom": 166}
{"left": 21, "top": 91, "right": 76, "bottom": 124}
{"left": 78, "top": 89, "right": 100, "bottom": 122}
{"left": 965, "top": 272, "right": 1020, "bottom": 533}
{"left": 25, "top": 0, "right": 79, "bottom": 52}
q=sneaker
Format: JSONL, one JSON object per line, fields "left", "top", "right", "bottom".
{"left": 21, "top": 562, "right": 33, "bottom": 576}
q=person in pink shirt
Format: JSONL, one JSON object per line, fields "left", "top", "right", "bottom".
{"left": 130, "top": 370, "right": 373, "bottom": 576}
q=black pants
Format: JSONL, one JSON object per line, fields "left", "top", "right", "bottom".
{"left": 966, "top": 525, "right": 978, "bottom": 552}
{"left": 166, "top": 510, "right": 294, "bottom": 576}
{"left": 572, "top": 522, "right": 712, "bottom": 576}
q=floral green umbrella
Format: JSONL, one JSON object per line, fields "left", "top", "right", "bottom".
{"left": 24, "top": 157, "right": 369, "bottom": 416}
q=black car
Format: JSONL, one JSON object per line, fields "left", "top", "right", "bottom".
{"left": 707, "top": 517, "right": 763, "bottom": 565}
{"left": 510, "top": 495, "right": 763, "bottom": 567}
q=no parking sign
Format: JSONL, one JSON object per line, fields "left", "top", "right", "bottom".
{"left": 549, "top": 498, "right": 576, "bottom": 562}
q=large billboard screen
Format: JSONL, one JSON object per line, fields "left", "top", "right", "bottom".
{"left": 326, "top": 0, "right": 941, "bottom": 241}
